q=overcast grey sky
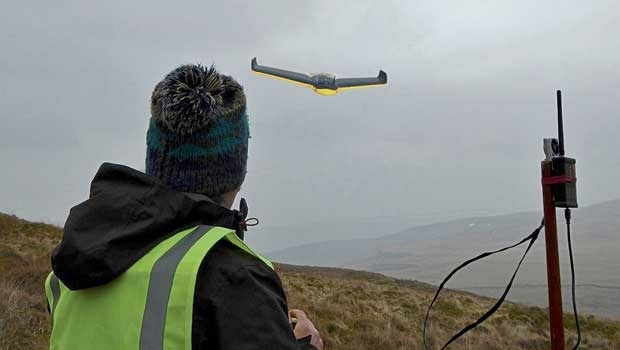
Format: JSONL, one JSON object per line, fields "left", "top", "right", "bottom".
{"left": 1, "top": 1, "right": 618, "bottom": 250}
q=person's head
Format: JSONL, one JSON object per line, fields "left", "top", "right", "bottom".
{"left": 145, "top": 64, "right": 249, "bottom": 208}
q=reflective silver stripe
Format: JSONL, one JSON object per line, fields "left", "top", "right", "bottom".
{"left": 139, "top": 225, "right": 212, "bottom": 350}
{"left": 50, "top": 273, "right": 60, "bottom": 326}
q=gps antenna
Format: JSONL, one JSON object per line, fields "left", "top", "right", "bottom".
{"left": 557, "top": 90, "right": 565, "bottom": 156}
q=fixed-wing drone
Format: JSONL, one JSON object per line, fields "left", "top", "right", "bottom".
{"left": 251, "top": 57, "right": 387, "bottom": 96}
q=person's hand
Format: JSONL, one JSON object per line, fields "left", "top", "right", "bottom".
{"left": 288, "top": 309, "right": 324, "bottom": 350}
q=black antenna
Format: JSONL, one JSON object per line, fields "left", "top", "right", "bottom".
{"left": 557, "top": 90, "right": 565, "bottom": 156}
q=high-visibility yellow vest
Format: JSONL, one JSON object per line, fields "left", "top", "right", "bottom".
{"left": 44, "top": 225, "right": 273, "bottom": 350}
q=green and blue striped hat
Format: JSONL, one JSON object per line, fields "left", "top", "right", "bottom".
{"left": 146, "top": 64, "right": 249, "bottom": 199}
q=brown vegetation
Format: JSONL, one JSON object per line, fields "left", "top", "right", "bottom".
{"left": 1, "top": 213, "right": 618, "bottom": 350}
{"left": 278, "top": 264, "right": 620, "bottom": 349}
{"left": 0, "top": 214, "right": 58, "bottom": 350}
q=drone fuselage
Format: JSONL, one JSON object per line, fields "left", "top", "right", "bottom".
{"left": 310, "top": 73, "right": 338, "bottom": 95}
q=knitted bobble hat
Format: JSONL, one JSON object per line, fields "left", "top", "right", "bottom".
{"left": 146, "top": 64, "right": 249, "bottom": 199}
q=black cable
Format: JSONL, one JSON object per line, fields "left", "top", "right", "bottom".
{"left": 565, "top": 208, "right": 581, "bottom": 349}
{"left": 422, "top": 219, "right": 544, "bottom": 350}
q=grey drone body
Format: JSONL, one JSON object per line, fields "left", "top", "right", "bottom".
{"left": 251, "top": 57, "right": 387, "bottom": 95}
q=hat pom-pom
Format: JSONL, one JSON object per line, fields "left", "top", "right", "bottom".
{"left": 151, "top": 64, "right": 225, "bottom": 134}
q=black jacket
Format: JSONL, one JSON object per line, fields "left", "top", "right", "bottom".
{"left": 51, "top": 162, "right": 315, "bottom": 350}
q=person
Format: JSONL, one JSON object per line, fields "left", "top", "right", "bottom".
{"left": 44, "top": 63, "right": 324, "bottom": 350}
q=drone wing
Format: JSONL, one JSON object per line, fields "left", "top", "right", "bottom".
{"left": 251, "top": 57, "right": 314, "bottom": 88}
{"left": 335, "top": 70, "right": 387, "bottom": 91}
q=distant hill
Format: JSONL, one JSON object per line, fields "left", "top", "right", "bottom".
{"left": 246, "top": 215, "right": 416, "bottom": 254}
{"left": 1, "top": 212, "right": 619, "bottom": 350}
{"left": 269, "top": 199, "right": 620, "bottom": 319}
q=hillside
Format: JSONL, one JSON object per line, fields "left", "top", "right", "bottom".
{"left": 269, "top": 199, "right": 620, "bottom": 319}
{"left": 1, "top": 213, "right": 619, "bottom": 349}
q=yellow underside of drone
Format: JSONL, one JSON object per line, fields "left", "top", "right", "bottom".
{"left": 314, "top": 88, "right": 338, "bottom": 96}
